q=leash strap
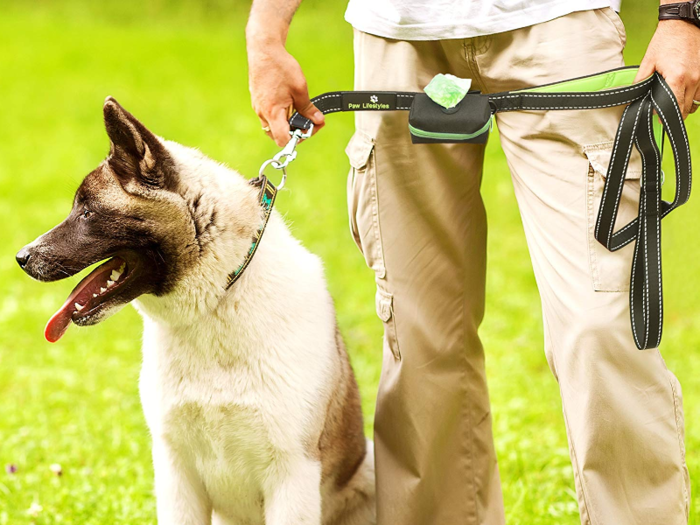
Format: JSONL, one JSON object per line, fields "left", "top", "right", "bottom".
{"left": 289, "top": 91, "right": 418, "bottom": 130}
{"left": 288, "top": 66, "right": 692, "bottom": 349}
{"left": 225, "top": 175, "right": 277, "bottom": 290}
{"left": 593, "top": 75, "right": 691, "bottom": 349}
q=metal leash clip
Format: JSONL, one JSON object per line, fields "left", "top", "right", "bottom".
{"left": 258, "top": 125, "right": 314, "bottom": 190}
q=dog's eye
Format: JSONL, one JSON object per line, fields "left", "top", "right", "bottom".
{"left": 81, "top": 209, "right": 93, "bottom": 219}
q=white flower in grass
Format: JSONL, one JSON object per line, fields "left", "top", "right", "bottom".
{"left": 27, "top": 502, "right": 43, "bottom": 517}
{"left": 49, "top": 463, "right": 63, "bottom": 476}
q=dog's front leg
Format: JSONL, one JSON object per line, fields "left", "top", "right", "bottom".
{"left": 264, "top": 458, "right": 322, "bottom": 525}
{"left": 153, "top": 439, "right": 212, "bottom": 525}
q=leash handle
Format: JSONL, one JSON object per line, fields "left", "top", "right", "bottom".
{"left": 592, "top": 72, "right": 692, "bottom": 349}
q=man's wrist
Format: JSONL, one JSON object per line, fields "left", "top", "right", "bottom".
{"left": 246, "top": 0, "right": 301, "bottom": 50}
{"left": 246, "top": 17, "right": 289, "bottom": 50}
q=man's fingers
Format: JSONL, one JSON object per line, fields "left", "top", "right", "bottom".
{"left": 691, "top": 87, "right": 700, "bottom": 114}
{"left": 634, "top": 57, "right": 655, "bottom": 84}
{"left": 667, "top": 80, "right": 685, "bottom": 108}
{"left": 296, "top": 100, "right": 325, "bottom": 126}
{"left": 666, "top": 79, "right": 688, "bottom": 118}
{"left": 258, "top": 118, "right": 274, "bottom": 139}
{"left": 292, "top": 86, "right": 325, "bottom": 126}
{"left": 683, "top": 84, "right": 695, "bottom": 118}
{"left": 268, "top": 107, "right": 291, "bottom": 147}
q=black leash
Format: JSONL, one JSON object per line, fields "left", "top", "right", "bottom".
{"left": 283, "top": 66, "right": 692, "bottom": 350}
{"left": 226, "top": 125, "right": 313, "bottom": 289}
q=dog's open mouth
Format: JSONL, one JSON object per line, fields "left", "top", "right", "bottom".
{"left": 45, "top": 255, "right": 136, "bottom": 343}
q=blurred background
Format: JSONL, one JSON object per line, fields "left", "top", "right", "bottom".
{"left": 0, "top": 0, "right": 698, "bottom": 523}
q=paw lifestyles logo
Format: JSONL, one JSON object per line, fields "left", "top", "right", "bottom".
{"left": 347, "top": 93, "right": 390, "bottom": 110}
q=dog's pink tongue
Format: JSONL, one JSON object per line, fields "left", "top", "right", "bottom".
{"left": 42, "top": 257, "right": 125, "bottom": 343}
{"left": 45, "top": 300, "right": 74, "bottom": 343}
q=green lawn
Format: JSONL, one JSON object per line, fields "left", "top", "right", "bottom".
{"left": 0, "top": 1, "right": 699, "bottom": 523}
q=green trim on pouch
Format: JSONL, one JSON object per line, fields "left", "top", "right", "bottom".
{"left": 408, "top": 116, "right": 493, "bottom": 141}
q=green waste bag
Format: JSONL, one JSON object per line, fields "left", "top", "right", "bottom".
{"left": 424, "top": 74, "right": 473, "bottom": 109}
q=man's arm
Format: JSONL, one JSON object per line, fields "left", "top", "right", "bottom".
{"left": 246, "top": 0, "right": 325, "bottom": 146}
{"left": 634, "top": 1, "right": 700, "bottom": 118}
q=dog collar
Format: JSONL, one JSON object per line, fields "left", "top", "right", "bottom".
{"left": 225, "top": 175, "right": 277, "bottom": 289}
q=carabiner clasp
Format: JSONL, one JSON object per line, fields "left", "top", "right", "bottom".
{"left": 272, "top": 125, "right": 314, "bottom": 170}
{"left": 258, "top": 124, "right": 314, "bottom": 190}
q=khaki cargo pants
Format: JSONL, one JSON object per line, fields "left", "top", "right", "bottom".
{"left": 346, "top": 8, "right": 690, "bottom": 525}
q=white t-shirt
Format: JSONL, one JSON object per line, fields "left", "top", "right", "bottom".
{"left": 345, "top": 0, "right": 622, "bottom": 41}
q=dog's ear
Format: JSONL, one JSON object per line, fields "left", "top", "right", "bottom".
{"left": 103, "top": 97, "right": 171, "bottom": 188}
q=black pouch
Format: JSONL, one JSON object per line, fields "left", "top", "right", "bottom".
{"left": 408, "top": 92, "right": 493, "bottom": 144}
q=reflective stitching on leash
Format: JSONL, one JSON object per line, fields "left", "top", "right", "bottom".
{"left": 596, "top": 104, "right": 631, "bottom": 241}
{"left": 513, "top": 99, "right": 646, "bottom": 111}
{"left": 653, "top": 82, "right": 692, "bottom": 206}
{"left": 489, "top": 77, "right": 654, "bottom": 100}
{"left": 647, "top": 103, "right": 663, "bottom": 348}
{"left": 397, "top": 93, "right": 414, "bottom": 110}
{"left": 608, "top": 101, "right": 645, "bottom": 248}
{"left": 649, "top": 88, "right": 684, "bottom": 347}
{"left": 598, "top": 101, "right": 645, "bottom": 248}
{"left": 630, "top": 133, "right": 646, "bottom": 349}
{"left": 658, "top": 80, "right": 691, "bottom": 185}
{"left": 610, "top": 219, "right": 638, "bottom": 250}
{"left": 313, "top": 93, "right": 342, "bottom": 103}
{"left": 634, "top": 134, "right": 651, "bottom": 349}
{"left": 630, "top": 226, "right": 642, "bottom": 349}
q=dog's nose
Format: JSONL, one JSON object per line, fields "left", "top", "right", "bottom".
{"left": 16, "top": 247, "right": 32, "bottom": 269}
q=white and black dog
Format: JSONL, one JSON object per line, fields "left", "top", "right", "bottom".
{"left": 17, "top": 98, "right": 376, "bottom": 525}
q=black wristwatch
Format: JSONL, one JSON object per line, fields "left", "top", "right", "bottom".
{"left": 659, "top": 1, "right": 700, "bottom": 28}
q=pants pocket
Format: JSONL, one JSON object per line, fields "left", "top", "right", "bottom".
{"left": 346, "top": 132, "right": 400, "bottom": 360}
{"left": 599, "top": 7, "right": 627, "bottom": 49}
{"left": 584, "top": 140, "right": 641, "bottom": 292}
{"left": 345, "top": 131, "right": 386, "bottom": 279}
{"left": 376, "top": 287, "right": 401, "bottom": 360}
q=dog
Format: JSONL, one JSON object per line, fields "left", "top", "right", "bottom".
{"left": 16, "top": 97, "right": 376, "bottom": 525}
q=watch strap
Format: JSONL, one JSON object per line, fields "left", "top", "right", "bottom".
{"left": 659, "top": 1, "right": 699, "bottom": 24}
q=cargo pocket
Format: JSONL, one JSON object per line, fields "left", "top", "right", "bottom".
{"left": 345, "top": 131, "right": 386, "bottom": 279}
{"left": 376, "top": 287, "right": 401, "bottom": 360}
{"left": 584, "top": 141, "right": 642, "bottom": 292}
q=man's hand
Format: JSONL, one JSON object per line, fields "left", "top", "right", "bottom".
{"left": 635, "top": 18, "right": 700, "bottom": 118}
{"left": 246, "top": 0, "right": 325, "bottom": 147}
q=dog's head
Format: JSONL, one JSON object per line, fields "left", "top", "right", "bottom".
{"left": 17, "top": 97, "right": 204, "bottom": 342}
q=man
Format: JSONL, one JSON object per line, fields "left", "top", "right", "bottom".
{"left": 246, "top": 1, "right": 699, "bottom": 523}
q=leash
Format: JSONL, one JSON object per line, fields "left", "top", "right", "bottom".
{"left": 224, "top": 126, "right": 313, "bottom": 289}
{"left": 236, "top": 66, "right": 692, "bottom": 350}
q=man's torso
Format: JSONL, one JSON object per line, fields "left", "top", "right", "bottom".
{"left": 345, "top": 0, "right": 622, "bottom": 40}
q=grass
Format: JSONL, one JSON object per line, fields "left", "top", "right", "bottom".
{"left": 0, "top": 1, "right": 698, "bottom": 523}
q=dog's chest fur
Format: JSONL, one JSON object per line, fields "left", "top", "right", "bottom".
{"left": 164, "top": 399, "right": 272, "bottom": 517}
{"left": 135, "top": 219, "right": 339, "bottom": 521}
